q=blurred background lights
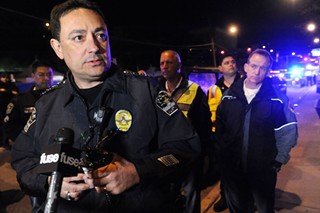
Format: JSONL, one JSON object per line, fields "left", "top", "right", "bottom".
{"left": 307, "top": 23, "right": 316, "bottom": 32}
{"left": 229, "top": 25, "right": 238, "bottom": 34}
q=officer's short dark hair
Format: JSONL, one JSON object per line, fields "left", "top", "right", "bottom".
{"left": 50, "top": 0, "right": 105, "bottom": 40}
{"left": 219, "top": 54, "right": 236, "bottom": 66}
{"left": 31, "top": 60, "right": 52, "bottom": 74}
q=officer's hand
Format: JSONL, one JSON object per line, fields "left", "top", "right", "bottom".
{"left": 84, "top": 153, "right": 140, "bottom": 195}
{"left": 58, "top": 173, "right": 91, "bottom": 201}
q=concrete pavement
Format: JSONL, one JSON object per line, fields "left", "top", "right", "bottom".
{"left": 1, "top": 85, "right": 320, "bottom": 213}
{"left": 273, "top": 85, "right": 320, "bottom": 213}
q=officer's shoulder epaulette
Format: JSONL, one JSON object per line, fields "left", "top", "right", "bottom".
{"left": 41, "top": 79, "right": 66, "bottom": 96}
{"left": 123, "top": 70, "right": 148, "bottom": 78}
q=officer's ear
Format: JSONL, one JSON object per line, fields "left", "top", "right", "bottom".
{"left": 243, "top": 63, "right": 249, "bottom": 74}
{"left": 50, "top": 38, "right": 64, "bottom": 60}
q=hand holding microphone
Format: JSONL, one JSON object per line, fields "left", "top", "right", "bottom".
{"left": 38, "top": 127, "right": 85, "bottom": 213}
{"left": 83, "top": 153, "right": 140, "bottom": 195}
{"left": 59, "top": 173, "right": 91, "bottom": 201}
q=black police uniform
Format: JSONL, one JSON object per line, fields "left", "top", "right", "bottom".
{"left": 3, "top": 86, "right": 45, "bottom": 142}
{"left": 0, "top": 80, "right": 19, "bottom": 147}
{"left": 11, "top": 64, "right": 201, "bottom": 213}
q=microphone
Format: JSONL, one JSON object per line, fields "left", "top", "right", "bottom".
{"left": 37, "top": 127, "right": 81, "bottom": 213}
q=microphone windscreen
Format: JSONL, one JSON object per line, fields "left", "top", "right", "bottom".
{"left": 55, "top": 127, "right": 74, "bottom": 144}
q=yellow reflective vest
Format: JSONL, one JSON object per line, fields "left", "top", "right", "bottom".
{"left": 176, "top": 81, "right": 198, "bottom": 118}
{"left": 207, "top": 85, "right": 222, "bottom": 132}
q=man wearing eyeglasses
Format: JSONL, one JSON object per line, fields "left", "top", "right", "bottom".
{"left": 215, "top": 49, "right": 298, "bottom": 213}
{"left": 3, "top": 60, "right": 54, "bottom": 145}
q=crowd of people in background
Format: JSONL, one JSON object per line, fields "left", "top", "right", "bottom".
{"left": 0, "top": 1, "right": 298, "bottom": 213}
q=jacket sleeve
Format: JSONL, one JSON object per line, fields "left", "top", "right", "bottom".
{"left": 274, "top": 92, "right": 298, "bottom": 164}
{"left": 11, "top": 109, "right": 49, "bottom": 197}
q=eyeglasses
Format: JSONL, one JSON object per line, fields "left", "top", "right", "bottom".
{"left": 247, "top": 63, "right": 270, "bottom": 72}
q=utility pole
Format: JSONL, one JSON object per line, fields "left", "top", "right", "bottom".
{"left": 211, "top": 37, "right": 217, "bottom": 67}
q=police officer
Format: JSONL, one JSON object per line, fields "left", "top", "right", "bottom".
{"left": 11, "top": 1, "right": 200, "bottom": 213}
{"left": 3, "top": 60, "right": 54, "bottom": 144}
{"left": 3, "top": 60, "right": 54, "bottom": 211}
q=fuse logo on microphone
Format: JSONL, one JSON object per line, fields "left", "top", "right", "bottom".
{"left": 40, "top": 152, "right": 80, "bottom": 167}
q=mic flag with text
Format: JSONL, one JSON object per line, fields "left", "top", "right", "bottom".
{"left": 38, "top": 127, "right": 81, "bottom": 176}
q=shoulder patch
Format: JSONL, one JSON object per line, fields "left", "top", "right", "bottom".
{"left": 23, "top": 108, "right": 36, "bottom": 133}
{"left": 123, "top": 70, "right": 148, "bottom": 78}
{"left": 156, "top": 90, "right": 178, "bottom": 116}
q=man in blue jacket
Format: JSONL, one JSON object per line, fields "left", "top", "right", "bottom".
{"left": 215, "top": 49, "right": 298, "bottom": 213}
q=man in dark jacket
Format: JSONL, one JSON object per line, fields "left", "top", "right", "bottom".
{"left": 208, "top": 54, "right": 241, "bottom": 212}
{"left": 3, "top": 60, "right": 54, "bottom": 144}
{"left": 3, "top": 60, "right": 54, "bottom": 212}
{"left": 159, "top": 50, "right": 212, "bottom": 213}
{"left": 11, "top": 1, "right": 200, "bottom": 213}
{"left": 215, "top": 49, "right": 298, "bottom": 213}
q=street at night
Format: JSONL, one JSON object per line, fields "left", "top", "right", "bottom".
{"left": 1, "top": 1, "right": 320, "bottom": 212}
{"left": 1, "top": 84, "right": 320, "bottom": 213}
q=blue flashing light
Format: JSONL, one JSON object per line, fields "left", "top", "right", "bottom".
{"left": 289, "top": 65, "right": 304, "bottom": 78}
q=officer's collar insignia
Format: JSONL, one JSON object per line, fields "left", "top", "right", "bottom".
{"left": 156, "top": 90, "right": 178, "bottom": 116}
{"left": 115, "top": 110, "right": 132, "bottom": 132}
{"left": 24, "top": 108, "right": 37, "bottom": 133}
{"left": 24, "top": 107, "right": 35, "bottom": 114}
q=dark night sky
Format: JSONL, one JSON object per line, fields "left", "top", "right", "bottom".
{"left": 0, "top": 0, "right": 318, "bottom": 72}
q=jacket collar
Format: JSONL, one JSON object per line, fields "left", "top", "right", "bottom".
{"left": 62, "top": 63, "right": 126, "bottom": 106}
{"left": 230, "top": 76, "right": 276, "bottom": 101}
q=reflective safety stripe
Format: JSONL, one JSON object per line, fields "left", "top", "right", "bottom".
{"left": 176, "top": 82, "right": 198, "bottom": 118}
{"left": 208, "top": 85, "right": 222, "bottom": 132}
